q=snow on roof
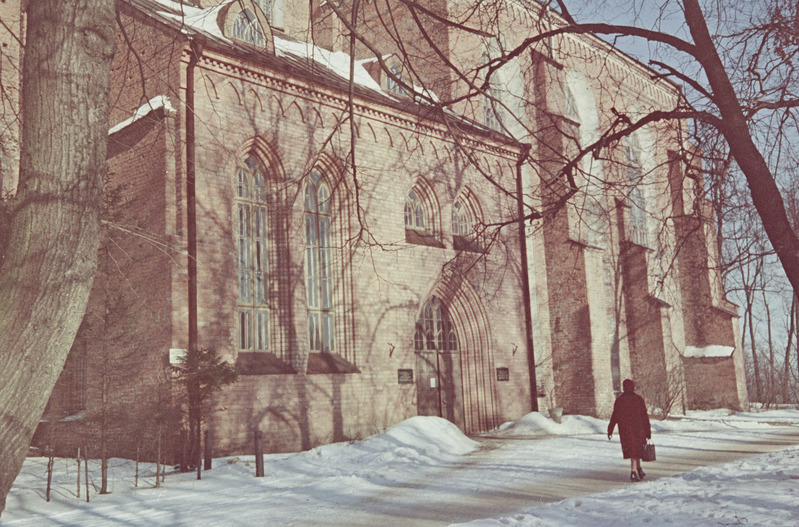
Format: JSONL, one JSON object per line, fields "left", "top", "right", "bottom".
{"left": 273, "top": 36, "right": 384, "bottom": 94}
{"left": 123, "top": 0, "right": 503, "bottom": 142}
{"left": 683, "top": 345, "right": 735, "bottom": 358}
{"left": 412, "top": 84, "right": 440, "bottom": 104}
{"left": 143, "top": 0, "right": 232, "bottom": 42}
{"left": 109, "top": 95, "right": 174, "bottom": 135}
{"left": 137, "top": 0, "right": 386, "bottom": 95}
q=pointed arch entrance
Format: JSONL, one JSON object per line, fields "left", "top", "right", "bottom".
{"left": 414, "top": 282, "right": 499, "bottom": 434}
{"left": 415, "top": 297, "right": 463, "bottom": 428}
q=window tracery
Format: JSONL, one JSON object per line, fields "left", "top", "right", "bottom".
{"left": 625, "top": 134, "right": 648, "bottom": 247}
{"left": 232, "top": 8, "right": 266, "bottom": 47}
{"left": 305, "top": 170, "right": 335, "bottom": 353}
{"left": 414, "top": 297, "right": 458, "bottom": 353}
{"left": 236, "top": 154, "right": 270, "bottom": 351}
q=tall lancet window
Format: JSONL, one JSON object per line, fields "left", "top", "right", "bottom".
{"left": 236, "top": 154, "right": 269, "bottom": 351}
{"left": 305, "top": 171, "right": 335, "bottom": 352}
{"left": 625, "top": 134, "right": 648, "bottom": 246}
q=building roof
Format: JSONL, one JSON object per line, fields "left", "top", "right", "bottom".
{"left": 124, "top": 0, "right": 520, "bottom": 150}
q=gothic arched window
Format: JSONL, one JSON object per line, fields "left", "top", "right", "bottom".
{"left": 236, "top": 154, "right": 269, "bottom": 351}
{"left": 405, "top": 190, "right": 426, "bottom": 231}
{"left": 452, "top": 199, "right": 472, "bottom": 237}
{"left": 305, "top": 170, "right": 335, "bottom": 352}
{"left": 404, "top": 182, "right": 444, "bottom": 248}
{"left": 625, "top": 134, "right": 648, "bottom": 246}
{"left": 414, "top": 297, "right": 457, "bottom": 353}
{"left": 232, "top": 8, "right": 265, "bottom": 47}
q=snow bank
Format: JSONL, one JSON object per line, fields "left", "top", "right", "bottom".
{"left": 497, "top": 412, "right": 608, "bottom": 436}
{"left": 5, "top": 410, "right": 799, "bottom": 527}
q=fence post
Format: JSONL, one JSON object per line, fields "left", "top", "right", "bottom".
{"left": 204, "top": 429, "right": 212, "bottom": 470}
{"left": 180, "top": 429, "right": 189, "bottom": 473}
{"left": 254, "top": 430, "right": 264, "bottom": 477}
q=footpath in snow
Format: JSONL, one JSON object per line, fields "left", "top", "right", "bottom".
{"left": 3, "top": 409, "right": 799, "bottom": 526}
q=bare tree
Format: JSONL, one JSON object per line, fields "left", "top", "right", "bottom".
{"left": 0, "top": 0, "right": 116, "bottom": 515}
{"left": 323, "top": 0, "right": 799, "bottom": 293}
{"left": 1, "top": 2, "right": 792, "bottom": 509}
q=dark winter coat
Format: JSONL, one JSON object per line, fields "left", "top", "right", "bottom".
{"left": 608, "top": 391, "right": 651, "bottom": 459}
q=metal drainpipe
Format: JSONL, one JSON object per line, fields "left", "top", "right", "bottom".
{"left": 516, "top": 143, "right": 538, "bottom": 411}
{"left": 186, "top": 39, "right": 204, "bottom": 351}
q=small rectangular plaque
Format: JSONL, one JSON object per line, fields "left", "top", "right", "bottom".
{"left": 496, "top": 367, "right": 510, "bottom": 381}
{"left": 398, "top": 369, "right": 414, "bottom": 384}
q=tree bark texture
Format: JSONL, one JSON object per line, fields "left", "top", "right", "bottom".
{"left": 0, "top": 0, "right": 115, "bottom": 515}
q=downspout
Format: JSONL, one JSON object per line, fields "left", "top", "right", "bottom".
{"left": 516, "top": 143, "right": 538, "bottom": 411}
{"left": 183, "top": 37, "right": 205, "bottom": 475}
{"left": 186, "top": 38, "right": 204, "bottom": 351}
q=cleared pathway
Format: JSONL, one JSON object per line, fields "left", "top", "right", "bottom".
{"left": 280, "top": 426, "right": 799, "bottom": 527}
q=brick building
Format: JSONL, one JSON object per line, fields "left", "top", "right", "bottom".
{"left": 2, "top": 0, "right": 747, "bottom": 460}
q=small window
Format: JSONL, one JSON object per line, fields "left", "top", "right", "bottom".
{"left": 257, "top": 0, "right": 283, "bottom": 28}
{"left": 387, "top": 64, "right": 406, "bottom": 96}
{"left": 481, "top": 50, "right": 501, "bottom": 131}
{"left": 405, "top": 184, "right": 444, "bottom": 248}
{"left": 256, "top": 0, "right": 273, "bottom": 18}
{"left": 452, "top": 200, "right": 472, "bottom": 237}
{"left": 563, "top": 85, "right": 579, "bottom": 123}
{"left": 232, "top": 8, "right": 265, "bottom": 47}
{"left": 483, "top": 91, "right": 500, "bottom": 130}
{"left": 405, "top": 190, "right": 425, "bottom": 231}
{"left": 452, "top": 197, "right": 483, "bottom": 252}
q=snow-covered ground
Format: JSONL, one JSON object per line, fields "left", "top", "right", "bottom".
{"left": 3, "top": 409, "right": 799, "bottom": 526}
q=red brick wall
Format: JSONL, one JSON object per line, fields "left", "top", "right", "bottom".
{"left": 109, "top": 6, "right": 187, "bottom": 126}
{"left": 620, "top": 242, "right": 670, "bottom": 404}
{"left": 541, "top": 208, "right": 597, "bottom": 413}
{"left": 37, "top": 110, "right": 180, "bottom": 460}
{"left": 673, "top": 206, "right": 744, "bottom": 409}
{"left": 683, "top": 357, "right": 742, "bottom": 409}
{"left": 327, "top": 0, "right": 454, "bottom": 100}
{"left": 35, "top": 6, "right": 189, "bottom": 459}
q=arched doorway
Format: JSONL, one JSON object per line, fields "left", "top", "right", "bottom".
{"left": 414, "top": 297, "right": 464, "bottom": 428}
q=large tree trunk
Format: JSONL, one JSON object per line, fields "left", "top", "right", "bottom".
{"left": 0, "top": 0, "right": 115, "bottom": 515}
{"left": 683, "top": 0, "right": 799, "bottom": 297}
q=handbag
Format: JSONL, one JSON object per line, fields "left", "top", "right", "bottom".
{"left": 642, "top": 439, "right": 656, "bottom": 462}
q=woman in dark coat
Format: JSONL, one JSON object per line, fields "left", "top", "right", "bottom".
{"left": 608, "top": 379, "right": 651, "bottom": 481}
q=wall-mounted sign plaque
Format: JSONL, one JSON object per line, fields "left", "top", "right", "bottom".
{"left": 398, "top": 369, "right": 414, "bottom": 384}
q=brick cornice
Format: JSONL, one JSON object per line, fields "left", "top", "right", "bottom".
{"left": 181, "top": 48, "right": 523, "bottom": 160}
